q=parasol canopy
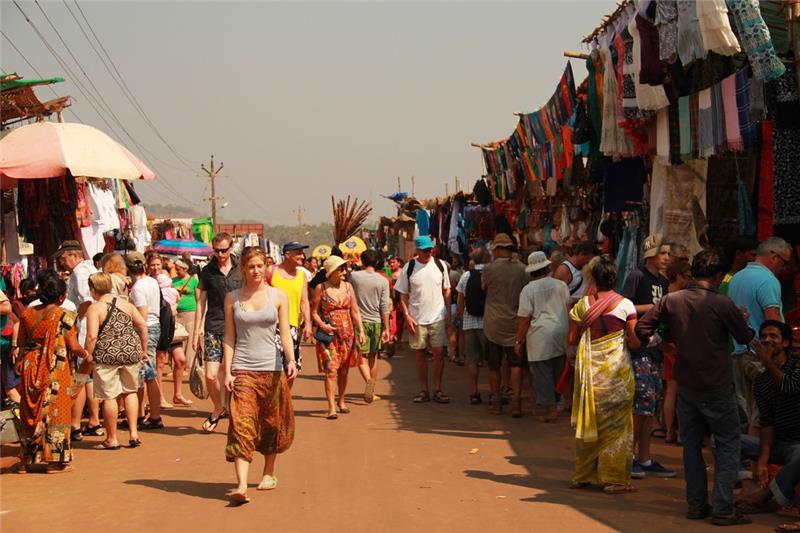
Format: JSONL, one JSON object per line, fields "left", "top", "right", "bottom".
{"left": 153, "top": 239, "right": 213, "bottom": 257}
{"left": 0, "top": 122, "right": 156, "bottom": 187}
{"left": 312, "top": 245, "right": 332, "bottom": 260}
{"left": 338, "top": 236, "right": 367, "bottom": 257}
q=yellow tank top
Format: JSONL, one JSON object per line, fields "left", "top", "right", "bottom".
{"left": 269, "top": 267, "right": 304, "bottom": 327}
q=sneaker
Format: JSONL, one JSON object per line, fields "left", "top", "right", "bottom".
{"left": 639, "top": 460, "right": 677, "bottom": 478}
{"left": 631, "top": 461, "right": 646, "bottom": 479}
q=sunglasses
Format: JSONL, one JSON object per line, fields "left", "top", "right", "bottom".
{"left": 773, "top": 251, "right": 791, "bottom": 265}
{"left": 214, "top": 246, "right": 231, "bottom": 254}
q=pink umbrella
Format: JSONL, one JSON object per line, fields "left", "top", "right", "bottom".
{"left": 0, "top": 122, "right": 156, "bottom": 188}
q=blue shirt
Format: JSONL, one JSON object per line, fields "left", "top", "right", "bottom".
{"left": 728, "top": 262, "right": 783, "bottom": 353}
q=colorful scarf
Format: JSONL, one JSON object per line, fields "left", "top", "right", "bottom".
{"left": 711, "top": 81, "right": 727, "bottom": 151}
{"left": 722, "top": 73, "right": 743, "bottom": 151}
{"left": 678, "top": 96, "right": 692, "bottom": 158}
{"left": 727, "top": 0, "right": 786, "bottom": 82}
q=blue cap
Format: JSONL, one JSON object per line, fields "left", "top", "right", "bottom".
{"left": 282, "top": 241, "right": 309, "bottom": 253}
{"left": 415, "top": 235, "right": 434, "bottom": 250}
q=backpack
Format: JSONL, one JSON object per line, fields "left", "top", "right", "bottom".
{"left": 406, "top": 258, "right": 445, "bottom": 287}
{"left": 157, "top": 292, "right": 175, "bottom": 351}
{"left": 464, "top": 269, "right": 486, "bottom": 317}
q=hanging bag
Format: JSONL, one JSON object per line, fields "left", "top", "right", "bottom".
{"left": 189, "top": 344, "right": 209, "bottom": 400}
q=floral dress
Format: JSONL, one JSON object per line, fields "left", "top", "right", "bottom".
{"left": 315, "top": 283, "right": 359, "bottom": 374}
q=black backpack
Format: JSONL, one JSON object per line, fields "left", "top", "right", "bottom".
{"left": 157, "top": 291, "right": 175, "bottom": 351}
{"left": 406, "top": 258, "right": 445, "bottom": 286}
{"left": 464, "top": 269, "right": 486, "bottom": 317}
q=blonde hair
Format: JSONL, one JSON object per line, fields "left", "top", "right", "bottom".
{"left": 581, "top": 255, "right": 603, "bottom": 296}
{"left": 88, "top": 272, "right": 114, "bottom": 295}
{"left": 101, "top": 253, "right": 127, "bottom": 276}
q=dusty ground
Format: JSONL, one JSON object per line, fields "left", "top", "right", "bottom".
{"left": 0, "top": 345, "right": 790, "bottom": 532}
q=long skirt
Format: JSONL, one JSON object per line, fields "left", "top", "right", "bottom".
{"left": 225, "top": 371, "right": 294, "bottom": 463}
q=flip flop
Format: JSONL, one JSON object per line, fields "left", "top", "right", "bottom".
{"left": 326, "top": 413, "right": 338, "bottom": 420}
{"left": 202, "top": 412, "right": 223, "bottom": 432}
{"left": 229, "top": 492, "right": 250, "bottom": 506}
{"left": 336, "top": 406, "right": 351, "bottom": 414}
{"left": 93, "top": 441, "right": 121, "bottom": 450}
{"left": 432, "top": 390, "right": 450, "bottom": 404}
{"left": 128, "top": 438, "right": 143, "bottom": 448}
{"left": 173, "top": 397, "right": 194, "bottom": 406}
{"left": 413, "top": 391, "right": 430, "bottom": 403}
{"left": 257, "top": 476, "right": 278, "bottom": 491}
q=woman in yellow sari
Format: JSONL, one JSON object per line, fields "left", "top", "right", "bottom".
{"left": 567, "top": 257, "right": 640, "bottom": 494}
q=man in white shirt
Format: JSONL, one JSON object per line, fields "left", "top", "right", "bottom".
{"left": 56, "top": 240, "right": 103, "bottom": 440}
{"left": 515, "top": 251, "right": 570, "bottom": 422}
{"left": 127, "top": 252, "right": 165, "bottom": 430}
{"left": 395, "top": 236, "right": 451, "bottom": 404}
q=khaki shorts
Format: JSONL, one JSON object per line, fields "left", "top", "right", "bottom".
{"left": 409, "top": 320, "right": 447, "bottom": 351}
{"left": 93, "top": 362, "right": 142, "bottom": 400}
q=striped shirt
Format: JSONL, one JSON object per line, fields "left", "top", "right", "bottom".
{"left": 755, "top": 356, "right": 800, "bottom": 443}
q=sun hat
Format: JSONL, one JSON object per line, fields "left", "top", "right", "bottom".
{"left": 323, "top": 255, "right": 347, "bottom": 277}
{"left": 642, "top": 234, "right": 663, "bottom": 259}
{"left": 489, "top": 233, "right": 514, "bottom": 250}
{"left": 414, "top": 235, "right": 434, "bottom": 250}
{"left": 525, "top": 251, "right": 551, "bottom": 273}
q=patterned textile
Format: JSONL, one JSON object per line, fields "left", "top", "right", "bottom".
{"left": 773, "top": 127, "right": 800, "bottom": 225}
{"left": 600, "top": 36, "right": 635, "bottom": 157}
{"left": 628, "top": 14, "right": 669, "bottom": 111}
{"left": 16, "top": 307, "right": 78, "bottom": 466}
{"left": 225, "top": 370, "right": 294, "bottom": 462}
{"left": 656, "top": 0, "right": 678, "bottom": 63}
{"left": 315, "top": 285, "right": 361, "bottom": 374}
{"left": 698, "top": 88, "right": 715, "bottom": 157}
{"left": 726, "top": 0, "right": 786, "bottom": 82}
{"left": 570, "top": 295, "right": 634, "bottom": 485}
{"left": 736, "top": 69, "right": 759, "bottom": 147}
{"left": 93, "top": 299, "right": 141, "bottom": 366}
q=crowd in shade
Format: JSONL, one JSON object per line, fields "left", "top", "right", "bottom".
{"left": 2, "top": 231, "right": 799, "bottom": 529}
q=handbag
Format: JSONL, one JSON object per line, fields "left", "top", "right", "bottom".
{"left": 189, "top": 345, "right": 209, "bottom": 400}
{"left": 0, "top": 407, "right": 22, "bottom": 445}
{"left": 172, "top": 322, "right": 189, "bottom": 343}
{"left": 313, "top": 328, "right": 334, "bottom": 346}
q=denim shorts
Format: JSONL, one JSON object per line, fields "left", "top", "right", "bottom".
{"left": 633, "top": 356, "right": 663, "bottom": 416}
{"left": 204, "top": 332, "right": 224, "bottom": 363}
{"left": 139, "top": 324, "right": 160, "bottom": 386}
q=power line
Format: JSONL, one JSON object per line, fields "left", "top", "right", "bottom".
{"left": 0, "top": 29, "right": 84, "bottom": 123}
{"left": 224, "top": 174, "right": 268, "bottom": 218}
{"left": 11, "top": 0, "right": 195, "bottom": 202}
{"left": 72, "top": 0, "right": 200, "bottom": 168}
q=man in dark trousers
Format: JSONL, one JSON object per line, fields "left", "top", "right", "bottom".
{"left": 637, "top": 250, "right": 754, "bottom": 525}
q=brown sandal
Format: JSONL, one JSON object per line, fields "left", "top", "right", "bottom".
{"left": 603, "top": 484, "right": 637, "bottom": 494}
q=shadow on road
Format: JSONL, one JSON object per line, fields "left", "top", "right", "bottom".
{"left": 125, "top": 478, "right": 232, "bottom": 502}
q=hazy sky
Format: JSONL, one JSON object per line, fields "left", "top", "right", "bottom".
{"left": 2, "top": 1, "right": 612, "bottom": 225}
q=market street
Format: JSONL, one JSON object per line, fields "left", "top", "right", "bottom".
{"left": 0, "top": 344, "right": 787, "bottom": 532}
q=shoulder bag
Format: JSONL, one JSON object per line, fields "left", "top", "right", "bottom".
{"left": 189, "top": 344, "right": 209, "bottom": 400}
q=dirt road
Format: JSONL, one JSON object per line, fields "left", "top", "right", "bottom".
{"left": 0, "top": 346, "right": 787, "bottom": 532}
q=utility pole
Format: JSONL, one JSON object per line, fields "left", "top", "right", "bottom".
{"left": 293, "top": 205, "right": 306, "bottom": 241}
{"left": 200, "top": 155, "right": 224, "bottom": 227}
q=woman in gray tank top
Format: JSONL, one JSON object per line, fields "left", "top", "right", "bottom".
{"left": 222, "top": 247, "right": 296, "bottom": 506}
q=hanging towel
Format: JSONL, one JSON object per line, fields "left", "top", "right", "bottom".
{"left": 757, "top": 121, "right": 774, "bottom": 240}
{"left": 722, "top": 74, "right": 743, "bottom": 151}
{"left": 415, "top": 209, "right": 430, "bottom": 236}
{"left": 678, "top": 96, "right": 692, "bottom": 158}
{"left": 656, "top": 107, "right": 670, "bottom": 163}
{"left": 698, "top": 88, "right": 715, "bottom": 157}
{"left": 737, "top": 180, "right": 756, "bottom": 236}
{"left": 735, "top": 69, "right": 759, "bottom": 147}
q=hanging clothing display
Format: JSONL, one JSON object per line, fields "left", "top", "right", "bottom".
{"left": 677, "top": 0, "right": 707, "bottom": 64}
{"left": 697, "top": 0, "right": 741, "bottom": 56}
{"left": 600, "top": 34, "right": 636, "bottom": 156}
{"left": 130, "top": 204, "right": 151, "bottom": 253}
{"left": 661, "top": 160, "right": 709, "bottom": 256}
{"left": 727, "top": 0, "right": 786, "bottom": 82}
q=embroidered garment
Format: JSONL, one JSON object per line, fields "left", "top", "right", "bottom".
{"left": 600, "top": 36, "right": 635, "bottom": 157}
{"left": 655, "top": 0, "right": 678, "bottom": 63}
{"left": 722, "top": 74, "right": 743, "bottom": 151}
{"left": 726, "top": 0, "right": 786, "bottom": 82}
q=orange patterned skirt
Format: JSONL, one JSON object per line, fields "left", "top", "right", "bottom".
{"left": 225, "top": 371, "right": 294, "bottom": 462}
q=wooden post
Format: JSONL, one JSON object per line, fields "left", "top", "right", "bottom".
{"left": 445, "top": 183, "right": 449, "bottom": 196}
{"left": 397, "top": 176, "right": 401, "bottom": 192}
{"left": 200, "top": 155, "right": 224, "bottom": 227}
{"left": 411, "top": 176, "right": 416, "bottom": 197}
